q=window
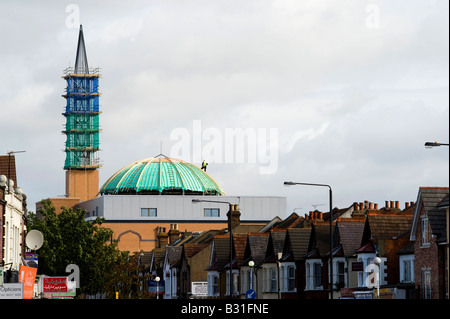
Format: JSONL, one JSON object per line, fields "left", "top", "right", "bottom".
{"left": 241, "top": 269, "right": 255, "bottom": 292}
{"left": 403, "top": 260, "right": 411, "bottom": 282}
{"left": 422, "top": 270, "right": 432, "bottom": 299}
{"left": 287, "top": 265, "right": 295, "bottom": 291}
{"left": 141, "top": 208, "right": 157, "bottom": 217}
{"left": 335, "top": 261, "right": 345, "bottom": 287}
{"left": 313, "top": 263, "right": 322, "bottom": 288}
{"left": 306, "top": 260, "right": 323, "bottom": 290}
{"left": 421, "top": 217, "right": 430, "bottom": 246}
{"left": 204, "top": 208, "right": 220, "bottom": 217}
{"left": 263, "top": 267, "right": 278, "bottom": 292}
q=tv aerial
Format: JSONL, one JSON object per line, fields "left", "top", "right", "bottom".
{"left": 25, "top": 230, "right": 44, "bottom": 251}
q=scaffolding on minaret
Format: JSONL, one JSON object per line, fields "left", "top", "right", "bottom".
{"left": 62, "top": 25, "right": 101, "bottom": 201}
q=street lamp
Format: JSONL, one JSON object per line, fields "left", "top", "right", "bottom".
{"left": 192, "top": 198, "right": 236, "bottom": 299}
{"left": 424, "top": 141, "right": 449, "bottom": 148}
{"left": 248, "top": 260, "right": 255, "bottom": 291}
{"left": 373, "top": 257, "right": 381, "bottom": 299}
{"left": 284, "top": 181, "right": 334, "bottom": 299}
{"left": 155, "top": 276, "right": 160, "bottom": 299}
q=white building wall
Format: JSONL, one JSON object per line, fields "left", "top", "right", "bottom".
{"left": 79, "top": 195, "right": 286, "bottom": 222}
{"left": 2, "top": 184, "right": 25, "bottom": 271}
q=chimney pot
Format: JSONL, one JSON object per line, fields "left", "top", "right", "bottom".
{"left": 374, "top": 203, "right": 378, "bottom": 210}
{"left": 369, "top": 202, "right": 373, "bottom": 209}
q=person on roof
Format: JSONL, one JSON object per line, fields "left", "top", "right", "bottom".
{"left": 201, "top": 160, "right": 208, "bottom": 172}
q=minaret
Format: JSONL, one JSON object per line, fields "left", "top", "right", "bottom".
{"left": 62, "top": 25, "right": 101, "bottom": 202}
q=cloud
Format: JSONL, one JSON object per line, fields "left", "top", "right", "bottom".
{"left": 0, "top": 0, "right": 448, "bottom": 215}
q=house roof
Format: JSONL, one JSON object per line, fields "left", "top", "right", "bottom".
{"left": 281, "top": 228, "right": 312, "bottom": 262}
{"left": 243, "top": 233, "right": 270, "bottom": 266}
{"left": 207, "top": 233, "right": 248, "bottom": 271}
{"left": 263, "top": 230, "right": 286, "bottom": 262}
{"left": 183, "top": 243, "right": 209, "bottom": 259}
{"left": 150, "top": 247, "right": 166, "bottom": 274}
{"left": 428, "top": 193, "right": 449, "bottom": 242}
{"left": 165, "top": 246, "right": 183, "bottom": 268}
{"left": 366, "top": 211, "right": 413, "bottom": 241}
{"left": 271, "top": 212, "right": 304, "bottom": 229}
{"left": 306, "top": 223, "right": 337, "bottom": 258}
{"left": 336, "top": 218, "right": 365, "bottom": 257}
{"left": 410, "top": 187, "right": 449, "bottom": 242}
{"left": 355, "top": 240, "right": 376, "bottom": 253}
{"left": 397, "top": 241, "right": 414, "bottom": 255}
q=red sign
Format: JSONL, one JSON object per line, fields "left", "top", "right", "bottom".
{"left": 43, "top": 277, "right": 68, "bottom": 293}
{"left": 351, "top": 262, "right": 364, "bottom": 272}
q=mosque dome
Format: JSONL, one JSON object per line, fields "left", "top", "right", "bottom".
{"left": 99, "top": 155, "right": 225, "bottom": 196}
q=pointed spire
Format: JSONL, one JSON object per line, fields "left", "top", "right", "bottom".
{"left": 74, "top": 25, "right": 89, "bottom": 74}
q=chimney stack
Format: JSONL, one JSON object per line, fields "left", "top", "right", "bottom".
{"left": 168, "top": 223, "right": 180, "bottom": 244}
{"left": 228, "top": 204, "right": 241, "bottom": 229}
{"left": 157, "top": 227, "right": 169, "bottom": 248}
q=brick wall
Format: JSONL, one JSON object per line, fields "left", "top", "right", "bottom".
{"left": 413, "top": 204, "right": 446, "bottom": 299}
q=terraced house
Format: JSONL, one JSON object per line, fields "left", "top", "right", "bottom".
{"left": 143, "top": 187, "right": 449, "bottom": 299}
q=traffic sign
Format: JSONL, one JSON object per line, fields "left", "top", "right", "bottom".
{"left": 245, "top": 289, "right": 256, "bottom": 299}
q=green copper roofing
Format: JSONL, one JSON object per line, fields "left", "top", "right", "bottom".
{"left": 99, "top": 155, "right": 225, "bottom": 196}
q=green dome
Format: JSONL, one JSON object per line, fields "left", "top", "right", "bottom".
{"left": 99, "top": 155, "right": 225, "bottom": 196}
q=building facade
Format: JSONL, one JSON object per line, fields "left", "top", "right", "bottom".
{"left": 63, "top": 25, "right": 101, "bottom": 202}
{"left": 1, "top": 155, "right": 27, "bottom": 273}
{"left": 76, "top": 155, "right": 286, "bottom": 252}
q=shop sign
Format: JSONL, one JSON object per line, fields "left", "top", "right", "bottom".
{"left": 43, "top": 277, "right": 68, "bottom": 293}
{"left": 0, "top": 283, "right": 23, "bottom": 299}
{"left": 191, "top": 281, "right": 208, "bottom": 296}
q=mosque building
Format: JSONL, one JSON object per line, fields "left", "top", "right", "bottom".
{"left": 37, "top": 25, "right": 286, "bottom": 253}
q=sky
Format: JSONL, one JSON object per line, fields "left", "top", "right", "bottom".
{"left": 0, "top": 0, "right": 448, "bottom": 218}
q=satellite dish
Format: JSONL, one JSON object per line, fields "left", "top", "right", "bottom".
{"left": 26, "top": 230, "right": 44, "bottom": 250}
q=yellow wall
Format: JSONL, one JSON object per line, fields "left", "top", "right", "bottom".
{"left": 65, "top": 169, "right": 99, "bottom": 202}
{"left": 104, "top": 221, "right": 229, "bottom": 252}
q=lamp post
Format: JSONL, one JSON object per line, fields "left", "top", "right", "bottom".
{"left": 284, "top": 181, "right": 334, "bottom": 299}
{"left": 424, "top": 141, "right": 449, "bottom": 148}
{"left": 155, "top": 276, "right": 160, "bottom": 299}
{"left": 192, "top": 198, "right": 235, "bottom": 299}
{"left": 248, "top": 260, "right": 255, "bottom": 291}
{"left": 373, "top": 257, "right": 381, "bottom": 299}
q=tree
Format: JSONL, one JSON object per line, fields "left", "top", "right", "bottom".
{"left": 28, "top": 200, "right": 128, "bottom": 296}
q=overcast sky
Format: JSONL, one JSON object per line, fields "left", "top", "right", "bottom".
{"left": 1, "top": 0, "right": 448, "bottom": 218}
